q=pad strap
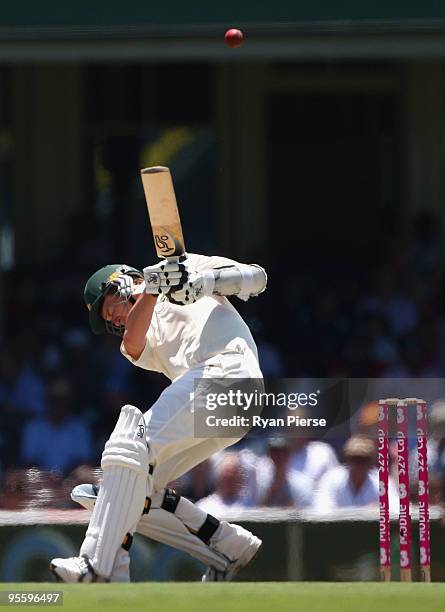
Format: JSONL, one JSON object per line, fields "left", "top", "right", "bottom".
{"left": 143, "top": 497, "right": 151, "bottom": 515}
{"left": 121, "top": 533, "right": 133, "bottom": 551}
{"left": 157, "top": 489, "right": 220, "bottom": 545}
{"left": 161, "top": 488, "right": 181, "bottom": 514}
{"left": 196, "top": 514, "right": 220, "bottom": 544}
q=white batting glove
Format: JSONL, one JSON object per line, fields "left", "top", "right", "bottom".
{"left": 169, "top": 270, "right": 215, "bottom": 305}
{"left": 143, "top": 259, "right": 188, "bottom": 296}
{"left": 106, "top": 274, "right": 135, "bottom": 300}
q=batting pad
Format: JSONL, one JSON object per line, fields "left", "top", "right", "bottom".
{"left": 80, "top": 404, "right": 153, "bottom": 578}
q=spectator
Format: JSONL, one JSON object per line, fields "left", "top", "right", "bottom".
{"left": 0, "top": 345, "right": 46, "bottom": 417}
{"left": 382, "top": 328, "right": 443, "bottom": 379}
{"left": 0, "top": 468, "right": 64, "bottom": 510}
{"left": 173, "top": 459, "right": 214, "bottom": 503}
{"left": 426, "top": 401, "right": 445, "bottom": 479}
{"left": 288, "top": 438, "right": 338, "bottom": 484}
{"left": 0, "top": 469, "right": 27, "bottom": 510}
{"left": 402, "top": 211, "right": 445, "bottom": 282}
{"left": 259, "top": 438, "right": 313, "bottom": 508}
{"left": 62, "top": 328, "right": 99, "bottom": 413}
{"left": 359, "top": 268, "right": 418, "bottom": 338}
{"left": 356, "top": 401, "right": 379, "bottom": 437}
{"left": 409, "top": 400, "right": 445, "bottom": 504}
{"left": 246, "top": 318, "right": 285, "bottom": 378}
{"left": 313, "top": 435, "right": 397, "bottom": 513}
{"left": 205, "top": 447, "right": 273, "bottom": 507}
{"left": 20, "top": 378, "right": 93, "bottom": 475}
{"left": 361, "top": 314, "right": 399, "bottom": 372}
{"left": 0, "top": 345, "right": 48, "bottom": 468}
{"left": 197, "top": 452, "right": 254, "bottom": 514}
{"left": 21, "top": 468, "right": 65, "bottom": 509}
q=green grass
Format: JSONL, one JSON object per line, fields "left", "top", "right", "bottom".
{"left": 1, "top": 583, "right": 444, "bottom": 612}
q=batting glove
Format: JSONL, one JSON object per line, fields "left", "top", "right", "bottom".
{"left": 106, "top": 273, "right": 135, "bottom": 300}
{"left": 143, "top": 259, "right": 188, "bottom": 296}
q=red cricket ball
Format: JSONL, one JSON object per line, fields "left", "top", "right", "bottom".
{"left": 224, "top": 28, "right": 244, "bottom": 49}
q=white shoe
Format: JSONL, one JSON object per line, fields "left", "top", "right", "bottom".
{"left": 201, "top": 534, "right": 262, "bottom": 582}
{"left": 50, "top": 555, "right": 99, "bottom": 583}
{"left": 201, "top": 567, "right": 227, "bottom": 581}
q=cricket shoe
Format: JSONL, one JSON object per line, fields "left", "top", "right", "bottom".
{"left": 201, "top": 534, "right": 262, "bottom": 582}
{"left": 50, "top": 554, "right": 102, "bottom": 583}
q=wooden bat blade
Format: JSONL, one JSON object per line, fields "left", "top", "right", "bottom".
{"left": 140, "top": 166, "right": 185, "bottom": 258}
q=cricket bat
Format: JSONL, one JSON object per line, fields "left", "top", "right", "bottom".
{"left": 140, "top": 166, "right": 185, "bottom": 259}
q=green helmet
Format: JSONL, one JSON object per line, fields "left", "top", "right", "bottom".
{"left": 84, "top": 264, "right": 143, "bottom": 335}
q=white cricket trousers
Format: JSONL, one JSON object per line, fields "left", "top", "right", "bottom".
{"left": 146, "top": 344, "right": 263, "bottom": 489}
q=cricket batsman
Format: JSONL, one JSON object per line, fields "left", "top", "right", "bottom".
{"left": 50, "top": 252, "right": 267, "bottom": 582}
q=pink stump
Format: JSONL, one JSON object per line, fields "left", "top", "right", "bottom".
{"left": 378, "top": 400, "right": 391, "bottom": 581}
{"left": 397, "top": 401, "right": 412, "bottom": 581}
{"left": 416, "top": 400, "right": 431, "bottom": 582}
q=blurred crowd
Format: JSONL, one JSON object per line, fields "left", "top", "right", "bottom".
{"left": 1, "top": 211, "right": 445, "bottom": 513}
{"left": 2, "top": 420, "right": 445, "bottom": 514}
{"left": 269, "top": 210, "right": 445, "bottom": 378}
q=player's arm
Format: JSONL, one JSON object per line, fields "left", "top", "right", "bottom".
{"left": 202, "top": 260, "right": 267, "bottom": 301}
{"left": 122, "top": 293, "right": 157, "bottom": 360}
{"left": 169, "top": 254, "right": 267, "bottom": 305}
